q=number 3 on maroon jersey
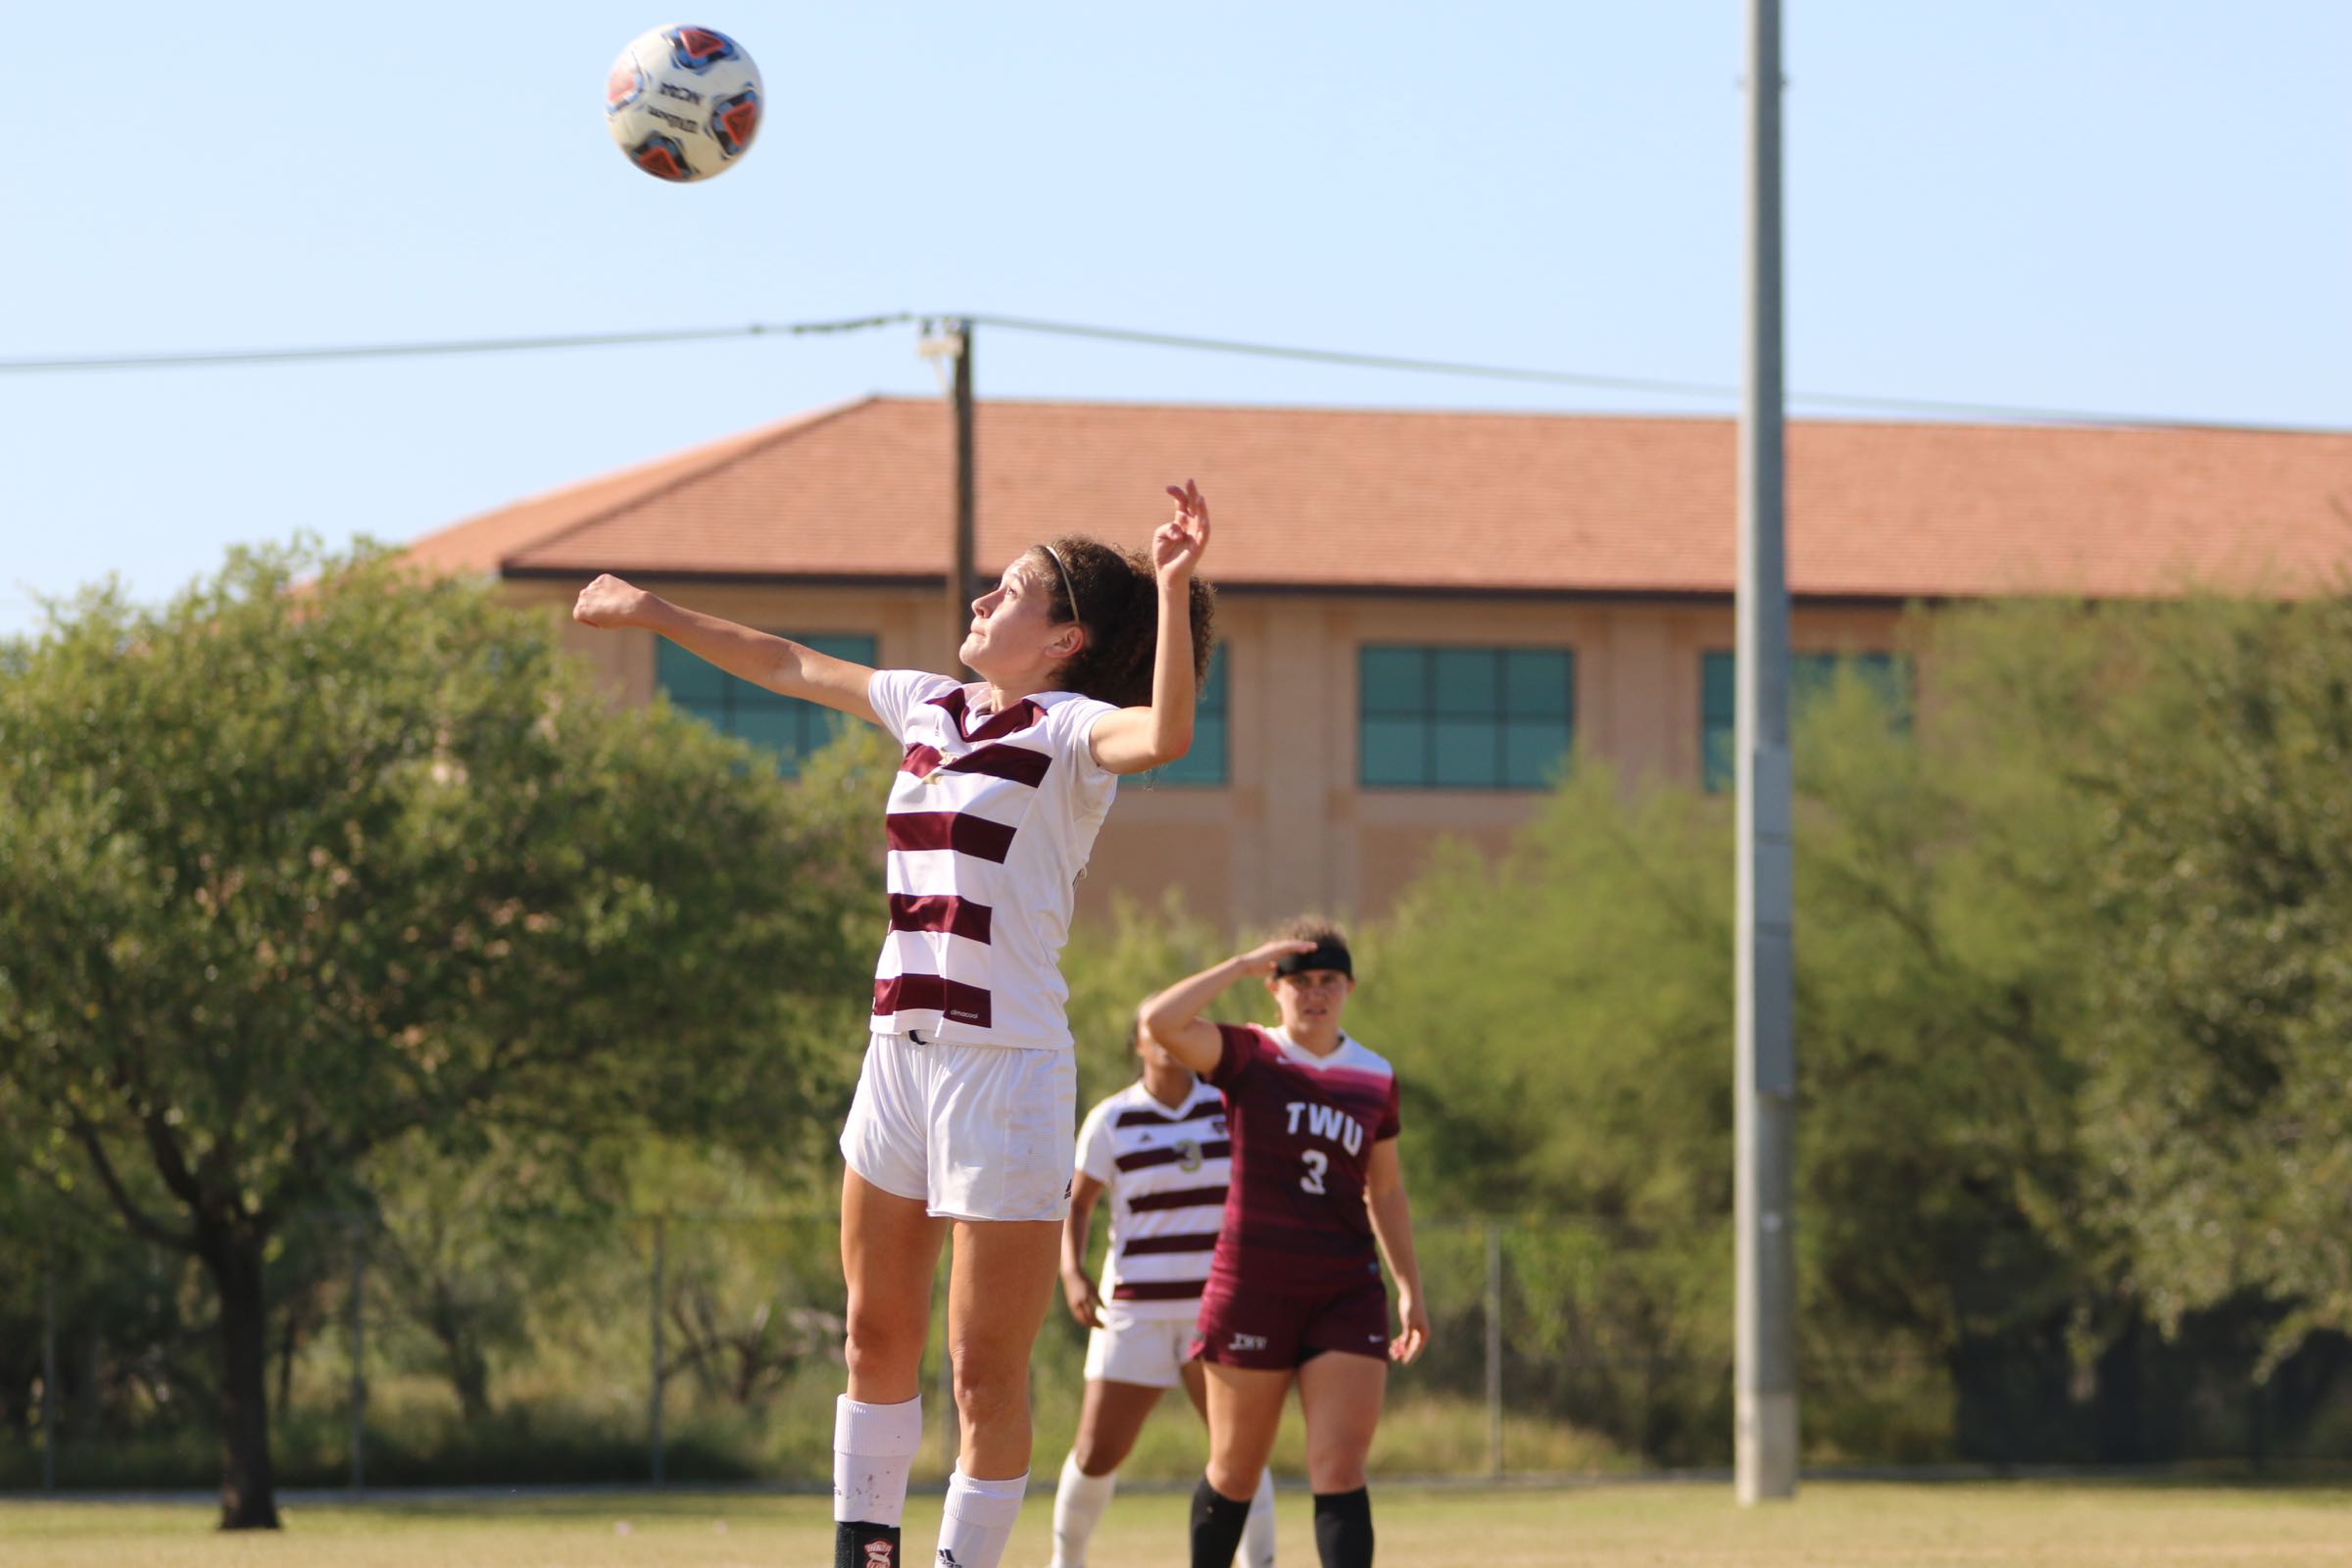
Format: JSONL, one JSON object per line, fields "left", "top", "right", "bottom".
{"left": 1299, "top": 1150, "right": 1330, "bottom": 1195}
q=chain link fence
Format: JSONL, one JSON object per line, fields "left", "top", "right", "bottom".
{"left": 7, "top": 1212, "right": 2352, "bottom": 1490}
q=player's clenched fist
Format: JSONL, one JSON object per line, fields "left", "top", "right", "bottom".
{"left": 572, "top": 573, "right": 648, "bottom": 629}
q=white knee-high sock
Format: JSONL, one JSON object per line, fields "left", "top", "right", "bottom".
{"left": 834, "top": 1395, "right": 924, "bottom": 1526}
{"left": 938, "top": 1469, "right": 1028, "bottom": 1568}
{"left": 1049, "top": 1450, "right": 1116, "bottom": 1568}
{"left": 1242, "top": 1465, "right": 1277, "bottom": 1568}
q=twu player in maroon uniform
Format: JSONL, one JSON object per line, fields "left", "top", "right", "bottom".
{"left": 1141, "top": 919, "right": 1429, "bottom": 1568}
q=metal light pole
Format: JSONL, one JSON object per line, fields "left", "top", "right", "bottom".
{"left": 1736, "top": 0, "right": 1798, "bottom": 1504}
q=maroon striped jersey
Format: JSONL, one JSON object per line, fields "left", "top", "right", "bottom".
{"left": 866, "top": 670, "right": 1118, "bottom": 1049}
{"left": 1075, "top": 1079, "right": 1232, "bottom": 1319}
{"left": 1203, "top": 1023, "right": 1402, "bottom": 1294}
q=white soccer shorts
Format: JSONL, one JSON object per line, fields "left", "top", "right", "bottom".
{"left": 1083, "top": 1309, "right": 1200, "bottom": 1389}
{"left": 839, "top": 1032, "right": 1077, "bottom": 1223}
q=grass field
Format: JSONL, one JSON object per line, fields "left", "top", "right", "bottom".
{"left": 4, "top": 1481, "right": 2350, "bottom": 1567}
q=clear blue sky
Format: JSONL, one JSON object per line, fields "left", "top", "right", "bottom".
{"left": 4, "top": 2, "right": 2347, "bottom": 636}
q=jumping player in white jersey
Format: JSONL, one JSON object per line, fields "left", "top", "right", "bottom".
{"left": 1142, "top": 918, "right": 1428, "bottom": 1568}
{"left": 573, "top": 482, "right": 1216, "bottom": 1568}
{"left": 1046, "top": 1019, "right": 1275, "bottom": 1568}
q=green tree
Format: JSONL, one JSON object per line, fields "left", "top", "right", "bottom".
{"left": 1790, "top": 615, "right": 2119, "bottom": 1452}
{"left": 359, "top": 1132, "right": 610, "bottom": 1424}
{"left": 1351, "top": 626, "right": 2122, "bottom": 1462}
{"left": 0, "top": 543, "right": 874, "bottom": 1527}
{"left": 1061, "top": 893, "right": 1247, "bottom": 1113}
{"left": 2070, "top": 593, "right": 2352, "bottom": 1360}
{"left": 1356, "top": 767, "right": 1738, "bottom": 1462}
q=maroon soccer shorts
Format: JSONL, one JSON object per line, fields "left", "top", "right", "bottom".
{"left": 1191, "top": 1271, "right": 1391, "bottom": 1369}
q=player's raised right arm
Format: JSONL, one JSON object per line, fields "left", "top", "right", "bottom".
{"left": 571, "top": 574, "right": 880, "bottom": 725}
{"left": 1140, "top": 940, "right": 1317, "bottom": 1076}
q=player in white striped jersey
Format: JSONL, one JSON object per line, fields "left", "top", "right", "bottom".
{"left": 1047, "top": 1020, "right": 1274, "bottom": 1568}
{"left": 571, "top": 482, "right": 1216, "bottom": 1568}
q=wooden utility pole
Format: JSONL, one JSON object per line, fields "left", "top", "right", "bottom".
{"left": 949, "top": 319, "right": 976, "bottom": 671}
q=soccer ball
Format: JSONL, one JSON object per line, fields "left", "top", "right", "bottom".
{"left": 605, "top": 24, "right": 762, "bottom": 182}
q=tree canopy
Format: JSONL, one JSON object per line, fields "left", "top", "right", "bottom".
{"left": 0, "top": 543, "right": 878, "bottom": 1524}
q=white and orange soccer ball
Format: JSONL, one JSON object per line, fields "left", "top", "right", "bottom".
{"left": 605, "top": 24, "right": 762, "bottom": 182}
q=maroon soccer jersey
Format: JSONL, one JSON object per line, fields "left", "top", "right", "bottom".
{"left": 1202, "top": 1023, "right": 1402, "bottom": 1294}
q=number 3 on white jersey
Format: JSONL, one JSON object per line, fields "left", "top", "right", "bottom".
{"left": 1299, "top": 1149, "right": 1330, "bottom": 1195}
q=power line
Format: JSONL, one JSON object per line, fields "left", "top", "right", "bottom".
{"left": 0, "top": 309, "right": 2330, "bottom": 432}
{"left": 953, "top": 314, "right": 2332, "bottom": 430}
{"left": 0, "top": 314, "right": 915, "bottom": 374}
{"left": 961, "top": 312, "right": 1733, "bottom": 401}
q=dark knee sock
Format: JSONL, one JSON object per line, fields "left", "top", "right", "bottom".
{"left": 1313, "top": 1487, "right": 1374, "bottom": 1568}
{"left": 1191, "top": 1475, "right": 1254, "bottom": 1568}
{"left": 835, "top": 1520, "right": 902, "bottom": 1568}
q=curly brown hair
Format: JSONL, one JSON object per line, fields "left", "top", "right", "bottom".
{"left": 1269, "top": 914, "right": 1350, "bottom": 952}
{"left": 1029, "top": 536, "right": 1217, "bottom": 710}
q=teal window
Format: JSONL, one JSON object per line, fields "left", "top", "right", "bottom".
{"left": 658, "top": 632, "right": 877, "bottom": 777}
{"left": 1147, "top": 646, "right": 1230, "bottom": 787}
{"left": 1700, "top": 650, "right": 1910, "bottom": 792}
{"left": 1358, "top": 645, "right": 1574, "bottom": 790}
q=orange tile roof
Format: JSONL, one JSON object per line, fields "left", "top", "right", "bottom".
{"left": 407, "top": 397, "right": 2352, "bottom": 601}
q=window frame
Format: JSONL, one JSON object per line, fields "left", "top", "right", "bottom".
{"left": 1699, "top": 648, "right": 1911, "bottom": 793}
{"left": 1144, "top": 644, "right": 1231, "bottom": 788}
{"left": 1356, "top": 642, "right": 1577, "bottom": 792}
{"left": 656, "top": 630, "right": 878, "bottom": 777}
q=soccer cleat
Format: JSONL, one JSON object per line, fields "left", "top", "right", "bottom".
{"left": 836, "top": 1521, "right": 902, "bottom": 1568}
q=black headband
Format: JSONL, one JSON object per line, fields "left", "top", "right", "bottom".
{"left": 1274, "top": 942, "right": 1352, "bottom": 979}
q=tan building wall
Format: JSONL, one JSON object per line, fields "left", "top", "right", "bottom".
{"left": 507, "top": 577, "right": 1905, "bottom": 932}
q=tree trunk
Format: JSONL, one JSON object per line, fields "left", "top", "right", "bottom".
{"left": 430, "top": 1285, "right": 493, "bottom": 1424}
{"left": 275, "top": 1286, "right": 310, "bottom": 1416}
{"left": 204, "top": 1230, "right": 281, "bottom": 1530}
